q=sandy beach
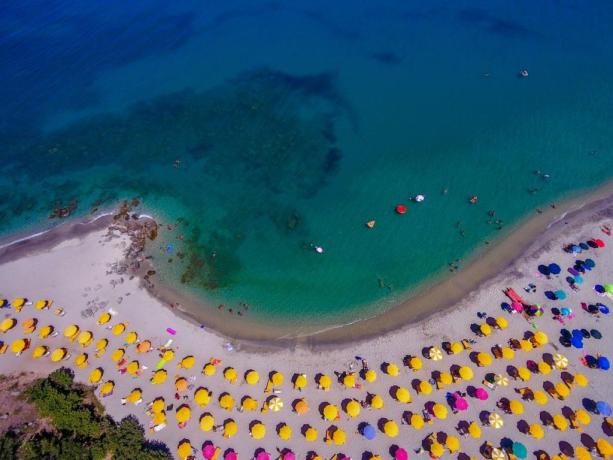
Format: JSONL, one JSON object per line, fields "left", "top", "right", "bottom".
{"left": 0, "top": 190, "right": 612, "bottom": 459}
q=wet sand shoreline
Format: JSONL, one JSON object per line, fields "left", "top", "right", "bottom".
{"left": 1, "top": 181, "right": 612, "bottom": 348}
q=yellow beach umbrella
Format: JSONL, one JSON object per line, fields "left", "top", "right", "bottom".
{"left": 574, "top": 373, "right": 588, "bottom": 387}
{"left": 477, "top": 352, "right": 492, "bottom": 366}
{"left": 268, "top": 396, "right": 283, "bottom": 412}
{"left": 445, "top": 435, "right": 460, "bottom": 453}
{"left": 95, "top": 338, "right": 108, "bottom": 351}
{"left": 162, "top": 349, "right": 174, "bottom": 361}
{"left": 270, "top": 371, "right": 284, "bottom": 386}
{"left": 345, "top": 399, "right": 361, "bottom": 417}
{"left": 553, "top": 414, "right": 568, "bottom": 431}
{"left": 203, "top": 363, "right": 216, "bottom": 376}
{"left": 126, "top": 389, "right": 142, "bottom": 404}
{"left": 151, "top": 369, "right": 167, "bottom": 384}
{"left": 177, "top": 440, "right": 192, "bottom": 460}
{"left": 495, "top": 316, "right": 508, "bottom": 329}
{"left": 575, "top": 409, "right": 591, "bottom": 425}
{"left": 418, "top": 380, "right": 433, "bottom": 394}
{"left": 77, "top": 330, "right": 93, "bottom": 347}
{"left": 323, "top": 403, "right": 338, "bottom": 421}
{"left": 293, "top": 373, "right": 307, "bottom": 390}
{"left": 175, "top": 377, "right": 188, "bottom": 392}
{"left": 468, "top": 421, "right": 481, "bottom": 439}
{"left": 517, "top": 367, "right": 531, "bottom": 381}
{"left": 438, "top": 372, "right": 453, "bottom": 386}
{"left": 136, "top": 340, "right": 151, "bottom": 353}
{"left": 480, "top": 323, "right": 492, "bottom": 336}
{"left": 151, "top": 398, "right": 165, "bottom": 414}
{"left": 533, "top": 390, "right": 548, "bottom": 405}
{"left": 553, "top": 353, "right": 569, "bottom": 369}
{"left": 21, "top": 318, "right": 36, "bottom": 334}
{"left": 11, "top": 339, "right": 28, "bottom": 353}
{"left": 111, "top": 348, "right": 125, "bottom": 362}
{"left": 0, "top": 318, "right": 16, "bottom": 333}
{"left": 194, "top": 388, "right": 211, "bottom": 407}
{"left": 596, "top": 439, "right": 612, "bottom": 457}
{"left": 537, "top": 361, "right": 552, "bottom": 374}
{"left": 250, "top": 422, "right": 266, "bottom": 439}
{"left": 293, "top": 398, "right": 309, "bottom": 415}
{"left": 385, "top": 363, "right": 400, "bottom": 376}
{"left": 450, "top": 342, "right": 463, "bottom": 354}
{"left": 152, "top": 411, "right": 166, "bottom": 426}
{"left": 12, "top": 298, "right": 26, "bottom": 311}
{"left": 364, "top": 369, "right": 377, "bottom": 382}
{"left": 38, "top": 325, "right": 53, "bottom": 339}
{"left": 304, "top": 426, "right": 318, "bottom": 442}
{"left": 529, "top": 423, "right": 544, "bottom": 439}
{"left": 509, "top": 399, "right": 524, "bottom": 415}
{"left": 75, "top": 353, "right": 88, "bottom": 368}
{"left": 489, "top": 412, "right": 504, "bottom": 428}
{"left": 126, "top": 360, "right": 140, "bottom": 376}
{"left": 430, "top": 442, "right": 444, "bottom": 458}
{"left": 555, "top": 382, "right": 570, "bottom": 399}
{"left": 111, "top": 323, "right": 126, "bottom": 336}
{"left": 245, "top": 370, "right": 260, "bottom": 385}
{"left": 408, "top": 356, "right": 423, "bottom": 370}
{"left": 501, "top": 347, "right": 515, "bottom": 360}
{"left": 383, "top": 420, "right": 398, "bottom": 437}
{"left": 89, "top": 368, "right": 103, "bottom": 384}
{"left": 35, "top": 299, "right": 51, "bottom": 310}
{"left": 50, "top": 347, "right": 67, "bottom": 362}
{"left": 370, "top": 394, "right": 384, "bottom": 409}
{"left": 32, "top": 345, "right": 48, "bottom": 359}
{"left": 241, "top": 396, "right": 258, "bottom": 412}
{"left": 395, "top": 386, "right": 411, "bottom": 403}
{"left": 459, "top": 366, "right": 474, "bottom": 381}
{"left": 519, "top": 339, "right": 533, "bottom": 352}
{"left": 429, "top": 347, "right": 443, "bottom": 361}
{"left": 99, "top": 381, "right": 114, "bottom": 397}
{"left": 175, "top": 405, "right": 191, "bottom": 423}
{"left": 224, "top": 367, "right": 237, "bottom": 383}
{"left": 199, "top": 413, "right": 215, "bottom": 432}
{"left": 318, "top": 374, "right": 331, "bottom": 390}
{"left": 124, "top": 331, "right": 138, "bottom": 344}
{"left": 223, "top": 419, "right": 238, "bottom": 438}
{"left": 63, "top": 324, "right": 79, "bottom": 340}
{"left": 432, "top": 403, "right": 448, "bottom": 420}
{"left": 332, "top": 428, "right": 346, "bottom": 445}
{"left": 410, "top": 413, "right": 424, "bottom": 430}
{"left": 533, "top": 331, "right": 548, "bottom": 346}
{"left": 575, "top": 447, "right": 592, "bottom": 460}
{"left": 219, "top": 393, "right": 235, "bottom": 411}
{"left": 343, "top": 373, "right": 356, "bottom": 388}
{"left": 97, "top": 312, "right": 111, "bottom": 325}
{"left": 277, "top": 423, "right": 292, "bottom": 440}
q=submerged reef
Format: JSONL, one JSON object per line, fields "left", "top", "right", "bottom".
{"left": 2, "top": 68, "right": 349, "bottom": 291}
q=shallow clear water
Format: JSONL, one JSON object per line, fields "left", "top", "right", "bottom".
{"left": 1, "top": 0, "right": 613, "bottom": 325}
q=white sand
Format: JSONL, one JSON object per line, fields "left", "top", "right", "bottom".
{"left": 0, "top": 210, "right": 612, "bottom": 459}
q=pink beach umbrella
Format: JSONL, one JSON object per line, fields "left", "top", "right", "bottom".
{"left": 475, "top": 388, "right": 489, "bottom": 401}
{"left": 282, "top": 452, "right": 295, "bottom": 460}
{"left": 454, "top": 393, "right": 469, "bottom": 411}
{"left": 203, "top": 443, "right": 216, "bottom": 460}
{"left": 256, "top": 452, "right": 271, "bottom": 460}
{"left": 512, "top": 302, "right": 523, "bottom": 313}
{"left": 395, "top": 447, "right": 408, "bottom": 460}
{"left": 225, "top": 450, "right": 238, "bottom": 460}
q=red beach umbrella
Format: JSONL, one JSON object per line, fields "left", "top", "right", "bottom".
{"left": 225, "top": 450, "right": 238, "bottom": 460}
{"left": 594, "top": 239, "right": 605, "bottom": 248}
{"left": 395, "top": 448, "right": 408, "bottom": 460}
{"left": 203, "top": 443, "right": 216, "bottom": 460}
{"left": 475, "top": 388, "right": 489, "bottom": 400}
{"left": 454, "top": 394, "right": 469, "bottom": 411}
{"left": 256, "top": 452, "right": 271, "bottom": 460}
{"left": 283, "top": 451, "right": 296, "bottom": 460}
{"left": 395, "top": 204, "right": 407, "bottom": 214}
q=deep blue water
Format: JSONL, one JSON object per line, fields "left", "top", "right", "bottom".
{"left": 1, "top": 0, "right": 613, "bottom": 325}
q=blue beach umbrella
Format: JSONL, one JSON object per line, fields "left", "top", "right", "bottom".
{"left": 570, "top": 245, "right": 581, "bottom": 253}
{"left": 571, "top": 336, "right": 583, "bottom": 349}
{"left": 561, "top": 307, "right": 571, "bottom": 316}
{"left": 579, "top": 242, "right": 589, "bottom": 250}
{"left": 555, "top": 290, "right": 567, "bottom": 300}
{"left": 585, "top": 258, "right": 595, "bottom": 268}
{"left": 537, "top": 264, "right": 549, "bottom": 275}
{"left": 598, "top": 356, "right": 610, "bottom": 370}
{"left": 545, "top": 291, "right": 557, "bottom": 300}
{"left": 597, "top": 401, "right": 612, "bottom": 416}
{"left": 362, "top": 424, "right": 376, "bottom": 440}
{"left": 574, "top": 275, "right": 583, "bottom": 284}
{"left": 548, "top": 263, "right": 561, "bottom": 275}
{"left": 590, "top": 329, "right": 602, "bottom": 339}
{"left": 566, "top": 276, "right": 575, "bottom": 285}
{"left": 595, "top": 284, "right": 605, "bottom": 293}
{"left": 601, "top": 305, "right": 610, "bottom": 314}
{"left": 513, "top": 442, "right": 528, "bottom": 459}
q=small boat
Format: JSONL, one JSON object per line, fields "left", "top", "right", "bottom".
{"left": 395, "top": 204, "right": 407, "bottom": 214}
{"left": 366, "top": 220, "right": 376, "bottom": 228}
{"left": 314, "top": 245, "right": 324, "bottom": 254}
{"left": 519, "top": 69, "right": 529, "bottom": 78}
{"left": 414, "top": 194, "right": 425, "bottom": 203}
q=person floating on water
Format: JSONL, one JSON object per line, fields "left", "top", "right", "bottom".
{"left": 469, "top": 195, "right": 478, "bottom": 204}
{"left": 519, "top": 69, "right": 529, "bottom": 78}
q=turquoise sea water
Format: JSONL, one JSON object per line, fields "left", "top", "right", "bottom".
{"left": 2, "top": 1, "right": 613, "bottom": 326}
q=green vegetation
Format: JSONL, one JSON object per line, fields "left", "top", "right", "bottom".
{"left": 0, "top": 368, "right": 170, "bottom": 460}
